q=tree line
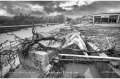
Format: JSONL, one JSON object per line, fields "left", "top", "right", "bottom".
{"left": 0, "top": 14, "right": 65, "bottom": 26}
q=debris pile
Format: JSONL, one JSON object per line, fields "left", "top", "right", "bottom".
{"left": 0, "top": 24, "right": 120, "bottom": 78}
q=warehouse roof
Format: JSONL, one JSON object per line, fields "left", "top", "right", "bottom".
{"left": 89, "top": 12, "right": 120, "bottom": 16}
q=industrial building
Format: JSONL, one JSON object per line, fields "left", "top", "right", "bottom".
{"left": 89, "top": 13, "right": 120, "bottom": 23}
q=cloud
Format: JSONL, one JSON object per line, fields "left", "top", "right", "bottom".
{"left": 0, "top": 1, "right": 120, "bottom": 18}
{"left": 64, "top": 1, "right": 120, "bottom": 18}
{"left": 77, "top": 0, "right": 97, "bottom": 6}
{"left": 0, "top": 9, "right": 11, "bottom": 16}
{"left": 25, "top": 3, "right": 47, "bottom": 15}
{"left": 59, "top": 1, "right": 76, "bottom": 11}
{"left": 48, "top": 11, "right": 62, "bottom": 16}
{"left": 53, "top": 4, "right": 57, "bottom": 8}
{"left": 26, "top": 4, "right": 44, "bottom": 12}
{"left": 26, "top": 1, "right": 65, "bottom": 13}
{"left": 59, "top": 0, "right": 96, "bottom": 11}
{"left": 0, "top": 1, "right": 65, "bottom": 16}
{"left": 54, "top": 6, "right": 66, "bottom": 12}
{"left": 24, "top": 1, "right": 65, "bottom": 15}
{"left": 0, "top": 1, "right": 47, "bottom": 16}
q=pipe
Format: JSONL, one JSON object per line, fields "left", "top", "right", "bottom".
{"left": 59, "top": 54, "right": 120, "bottom": 61}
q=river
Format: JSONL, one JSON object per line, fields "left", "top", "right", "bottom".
{"left": 0, "top": 24, "right": 64, "bottom": 44}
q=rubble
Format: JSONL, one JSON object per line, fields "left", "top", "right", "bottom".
{"left": 1, "top": 24, "right": 120, "bottom": 78}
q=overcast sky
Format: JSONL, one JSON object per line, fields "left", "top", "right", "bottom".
{"left": 0, "top": 0, "right": 120, "bottom": 18}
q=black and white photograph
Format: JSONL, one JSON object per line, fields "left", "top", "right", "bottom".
{"left": 0, "top": 0, "right": 120, "bottom": 78}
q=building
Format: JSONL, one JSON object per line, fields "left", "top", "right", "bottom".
{"left": 89, "top": 13, "right": 120, "bottom": 23}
